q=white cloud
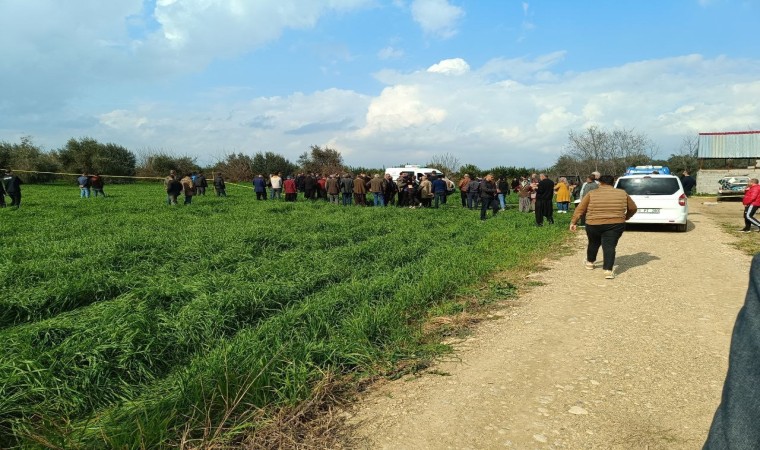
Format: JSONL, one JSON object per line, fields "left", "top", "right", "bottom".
{"left": 357, "top": 85, "right": 447, "bottom": 137}
{"left": 427, "top": 58, "right": 470, "bottom": 75}
{"left": 410, "top": 0, "right": 464, "bottom": 38}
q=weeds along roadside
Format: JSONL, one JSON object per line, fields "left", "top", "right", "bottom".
{"left": 0, "top": 184, "right": 570, "bottom": 448}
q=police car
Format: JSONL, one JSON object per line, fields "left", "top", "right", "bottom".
{"left": 615, "top": 166, "right": 688, "bottom": 232}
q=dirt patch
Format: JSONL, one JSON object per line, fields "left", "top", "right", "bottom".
{"left": 345, "top": 200, "right": 749, "bottom": 449}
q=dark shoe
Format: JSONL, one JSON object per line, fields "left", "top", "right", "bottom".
{"left": 739, "top": 229, "right": 751, "bottom": 233}
{"left": 535, "top": 223, "right": 543, "bottom": 227}
{"left": 548, "top": 219, "right": 554, "bottom": 224}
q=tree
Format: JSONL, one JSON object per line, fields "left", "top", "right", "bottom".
{"left": 667, "top": 135, "right": 699, "bottom": 174}
{"left": 297, "top": 145, "right": 345, "bottom": 174}
{"left": 57, "top": 137, "right": 136, "bottom": 176}
{"left": 457, "top": 163, "right": 481, "bottom": 178}
{"left": 214, "top": 153, "right": 254, "bottom": 182}
{"left": 555, "top": 126, "right": 656, "bottom": 176}
{"left": 427, "top": 153, "right": 460, "bottom": 178}
{"left": 0, "top": 136, "right": 60, "bottom": 182}
{"left": 135, "top": 149, "right": 199, "bottom": 178}
{"left": 251, "top": 151, "right": 297, "bottom": 177}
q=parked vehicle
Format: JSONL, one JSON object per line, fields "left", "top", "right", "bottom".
{"left": 385, "top": 165, "right": 444, "bottom": 181}
{"left": 624, "top": 165, "right": 671, "bottom": 175}
{"left": 614, "top": 174, "right": 688, "bottom": 232}
{"left": 717, "top": 176, "right": 749, "bottom": 201}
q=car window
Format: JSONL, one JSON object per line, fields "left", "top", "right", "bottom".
{"left": 616, "top": 178, "right": 680, "bottom": 195}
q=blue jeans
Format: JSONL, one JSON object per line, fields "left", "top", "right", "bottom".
{"left": 467, "top": 192, "right": 479, "bottom": 209}
{"left": 434, "top": 192, "right": 446, "bottom": 208}
{"left": 184, "top": 195, "right": 192, "bottom": 204}
{"left": 705, "top": 254, "right": 760, "bottom": 449}
{"left": 342, "top": 193, "right": 352, "bottom": 206}
{"left": 80, "top": 188, "right": 90, "bottom": 198}
{"left": 373, "top": 192, "right": 384, "bottom": 206}
{"left": 498, "top": 193, "right": 505, "bottom": 210}
{"left": 271, "top": 188, "right": 282, "bottom": 199}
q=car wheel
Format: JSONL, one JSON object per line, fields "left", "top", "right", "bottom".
{"left": 676, "top": 223, "right": 687, "bottom": 232}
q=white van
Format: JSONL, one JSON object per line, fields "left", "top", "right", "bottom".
{"left": 614, "top": 174, "right": 688, "bottom": 232}
{"left": 385, "top": 165, "right": 444, "bottom": 181}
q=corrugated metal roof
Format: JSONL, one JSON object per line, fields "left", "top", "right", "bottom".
{"left": 698, "top": 131, "right": 760, "bottom": 158}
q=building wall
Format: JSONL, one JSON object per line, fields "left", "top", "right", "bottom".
{"left": 696, "top": 169, "right": 760, "bottom": 194}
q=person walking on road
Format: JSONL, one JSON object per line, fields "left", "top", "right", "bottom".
{"left": 569, "top": 174, "right": 637, "bottom": 279}
{"left": 739, "top": 178, "right": 760, "bottom": 232}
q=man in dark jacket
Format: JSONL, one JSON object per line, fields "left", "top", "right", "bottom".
{"left": 339, "top": 174, "right": 354, "bottom": 206}
{"left": 304, "top": 173, "right": 317, "bottom": 200}
{"left": 534, "top": 173, "right": 555, "bottom": 226}
{"left": 467, "top": 177, "right": 481, "bottom": 209}
{"left": 214, "top": 173, "right": 227, "bottom": 197}
{"left": 194, "top": 172, "right": 208, "bottom": 195}
{"left": 253, "top": 174, "right": 267, "bottom": 200}
{"left": 91, "top": 174, "right": 106, "bottom": 197}
{"left": 383, "top": 173, "right": 397, "bottom": 206}
{"left": 681, "top": 170, "right": 697, "bottom": 196}
{"left": 2, "top": 170, "right": 22, "bottom": 208}
{"left": 479, "top": 174, "right": 499, "bottom": 220}
{"left": 432, "top": 175, "right": 448, "bottom": 208}
{"left": 165, "top": 173, "right": 182, "bottom": 205}
{"left": 704, "top": 254, "right": 760, "bottom": 449}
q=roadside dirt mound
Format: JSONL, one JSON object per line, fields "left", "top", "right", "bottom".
{"left": 347, "top": 201, "right": 748, "bottom": 449}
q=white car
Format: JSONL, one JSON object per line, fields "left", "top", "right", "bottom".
{"left": 614, "top": 174, "right": 688, "bottom": 232}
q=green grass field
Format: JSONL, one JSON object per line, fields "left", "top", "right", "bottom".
{"left": 0, "top": 183, "right": 569, "bottom": 448}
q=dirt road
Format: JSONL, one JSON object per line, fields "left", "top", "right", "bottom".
{"left": 348, "top": 201, "right": 749, "bottom": 449}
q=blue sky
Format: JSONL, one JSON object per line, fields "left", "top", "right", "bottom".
{"left": 1, "top": 0, "right": 758, "bottom": 169}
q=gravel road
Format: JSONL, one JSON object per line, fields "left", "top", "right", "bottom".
{"left": 347, "top": 201, "right": 749, "bottom": 449}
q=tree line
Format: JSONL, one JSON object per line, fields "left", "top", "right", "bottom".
{"left": 1, "top": 127, "right": 708, "bottom": 185}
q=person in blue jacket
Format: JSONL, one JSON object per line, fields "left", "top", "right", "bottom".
{"left": 77, "top": 173, "right": 91, "bottom": 198}
{"left": 253, "top": 174, "right": 267, "bottom": 200}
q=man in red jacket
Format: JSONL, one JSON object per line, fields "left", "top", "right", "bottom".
{"left": 740, "top": 178, "right": 760, "bottom": 232}
{"left": 284, "top": 176, "right": 298, "bottom": 202}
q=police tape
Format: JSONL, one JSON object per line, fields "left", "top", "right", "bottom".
{"left": 0, "top": 169, "right": 254, "bottom": 189}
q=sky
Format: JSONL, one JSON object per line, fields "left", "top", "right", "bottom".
{"left": 1, "top": 0, "right": 759, "bottom": 170}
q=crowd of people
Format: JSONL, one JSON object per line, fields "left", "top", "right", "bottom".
{"left": 191, "top": 170, "right": 603, "bottom": 223}
{"left": 163, "top": 170, "right": 226, "bottom": 205}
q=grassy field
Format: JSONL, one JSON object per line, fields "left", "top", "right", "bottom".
{"left": 0, "top": 183, "right": 570, "bottom": 448}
